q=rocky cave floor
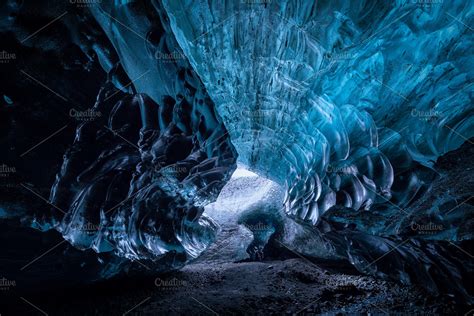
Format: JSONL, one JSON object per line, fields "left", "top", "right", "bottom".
{"left": 1, "top": 141, "right": 473, "bottom": 315}
{"left": 1, "top": 258, "right": 470, "bottom": 315}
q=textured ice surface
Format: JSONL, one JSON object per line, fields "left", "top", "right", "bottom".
{"left": 24, "top": 0, "right": 238, "bottom": 269}
{"left": 162, "top": 0, "right": 473, "bottom": 226}
{"left": 0, "top": 0, "right": 472, "bottom": 299}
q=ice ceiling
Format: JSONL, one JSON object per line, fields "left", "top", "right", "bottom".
{"left": 1, "top": 0, "right": 473, "bottom": 301}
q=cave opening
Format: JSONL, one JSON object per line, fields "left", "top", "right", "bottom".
{"left": 200, "top": 164, "right": 285, "bottom": 262}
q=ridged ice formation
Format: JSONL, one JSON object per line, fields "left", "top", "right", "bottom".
{"left": 162, "top": 0, "right": 473, "bottom": 226}
{"left": 1, "top": 0, "right": 472, "bottom": 298}
{"left": 48, "top": 88, "right": 236, "bottom": 263}
{"left": 41, "top": 1, "right": 238, "bottom": 266}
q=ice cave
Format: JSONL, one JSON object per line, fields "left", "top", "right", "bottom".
{"left": 0, "top": 0, "right": 473, "bottom": 314}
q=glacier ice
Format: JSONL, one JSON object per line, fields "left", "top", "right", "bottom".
{"left": 0, "top": 0, "right": 473, "bottom": 300}
{"left": 162, "top": 0, "right": 473, "bottom": 226}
